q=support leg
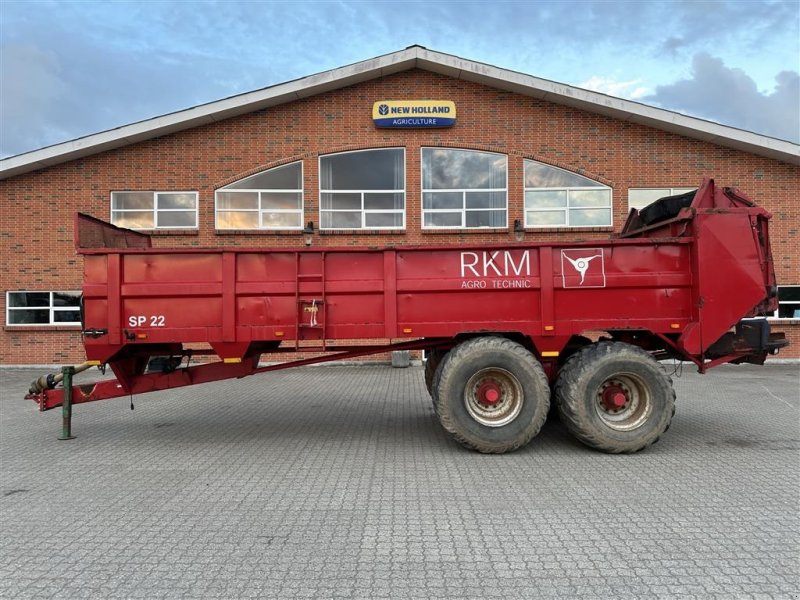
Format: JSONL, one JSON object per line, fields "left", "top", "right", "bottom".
{"left": 58, "top": 366, "right": 76, "bottom": 440}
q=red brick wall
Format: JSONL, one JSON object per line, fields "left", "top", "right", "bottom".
{"left": 1, "top": 69, "right": 798, "bottom": 363}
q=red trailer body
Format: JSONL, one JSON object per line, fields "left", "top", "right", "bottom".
{"left": 27, "top": 179, "right": 787, "bottom": 453}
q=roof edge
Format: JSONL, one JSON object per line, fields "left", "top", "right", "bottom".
{"left": 2, "top": 46, "right": 798, "bottom": 179}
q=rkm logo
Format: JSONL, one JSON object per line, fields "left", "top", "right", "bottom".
{"left": 460, "top": 251, "right": 531, "bottom": 277}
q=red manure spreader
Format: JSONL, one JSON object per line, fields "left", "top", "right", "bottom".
{"left": 27, "top": 178, "right": 788, "bottom": 453}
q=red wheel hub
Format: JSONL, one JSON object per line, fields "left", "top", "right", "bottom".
{"left": 601, "top": 385, "right": 628, "bottom": 411}
{"left": 477, "top": 381, "right": 502, "bottom": 406}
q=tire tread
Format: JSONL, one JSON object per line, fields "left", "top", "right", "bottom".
{"left": 436, "top": 337, "right": 549, "bottom": 454}
{"left": 555, "top": 341, "right": 676, "bottom": 454}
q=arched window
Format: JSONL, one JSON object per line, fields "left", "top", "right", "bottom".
{"left": 422, "top": 148, "right": 507, "bottom": 228}
{"left": 319, "top": 149, "right": 405, "bottom": 229}
{"left": 216, "top": 162, "right": 303, "bottom": 230}
{"left": 524, "top": 161, "right": 611, "bottom": 227}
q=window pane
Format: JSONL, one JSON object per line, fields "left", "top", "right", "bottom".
{"left": 321, "top": 212, "right": 362, "bottom": 229}
{"left": 8, "top": 292, "right": 49, "bottom": 307}
{"left": 629, "top": 188, "right": 697, "bottom": 211}
{"left": 364, "top": 193, "right": 404, "bottom": 210}
{"left": 8, "top": 309, "right": 49, "bottom": 324}
{"left": 217, "top": 212, "right": 259, "bottom": 229}
{"left": 112, "top": 192, "right": 153, "bottom": 210}
{"left": 321, "top": 193, "right": 361, "bottom": 210}
{"left": 628, "top": 188, "right": 670, "bottom": 209}
{"left": 224, "top": 162, "right": 302, "bottom": 190}
{"left": 423, "top": 192, "right": 462, "bottom": 210}
{"left": 262, "top": 192, "right": 302, "bottom": 210}
{"left": 217, "top": 192, "right": 258, "bottom": 210}
{"left": 778, "top": 304, "right": 800, "bottom": 318}
{"left": 466, "top": 191, "right": 506, "bottom": 210}
{"left": 466, "top": 210, "right": 506, "bottom": 228}
{"left": 570, "top": 189, "right": 611, "bottom": 208}
{"left": 320, "top": 149, "right": 404, "bottom": 190}
{"left": 524, "top": 160, "right": 604, "bottom": 188}
{"left": 262, "top": 212, "right": 302, "bottom": 228}
{"left": 526, "top": 190, "right": 567, "bottom": 209}
{"left": 53, "top": 310, "right": 81, "bottom": 323}
{"left": 527, "top": 210, "right": 566, "bottom": 226}
{"left": 365, "top": 213, "right": 403, "bottom": 228}
{"left": 111, "top": 211, "right": 154, "bottom": 229}
{"left": 158, "top": 193, "right": 196, "bottom": 209}
{"left": 53, "top": 292, "right": 80, "bottom": 307}
{"left": 424, "top": 212, "right": 462, "bottom": 227}
{"left": 570, "top": 208, "right": 612, "bottom": 226}
{"left": 778, "top": 287, "right": 800, "bottom": 302}
{"left": 157, "top": 211, "right": 196, "bottom": 228}
{"left": 422, "top": 148, "right": 506, "bottom": 189}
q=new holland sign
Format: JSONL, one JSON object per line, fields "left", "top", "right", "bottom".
{"left": 373, "top": 100, "right": 456, "bottom": 128}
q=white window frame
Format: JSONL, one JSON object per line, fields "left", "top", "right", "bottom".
{"left": 215, "top": 162, "right": 304, "bottom": 230}
{"left": 110, "top": 191, "right": 199, "bottom": 230}
{"left": 421, "top": 148, "right": 508, "bottom": 230}
{"left": 319, "top": 149, "right": 406, "bottom": 230}
{"left": 6, "top": 291, "right": 81, "bottom": 327}
{"left": 628, "top": 187, "right": 697, "bottom": 211}
{"left": 767, "top": 285, "right": 800, "bottom": 320}
{"left": 524, "top": 161, "right": 612, "bottom": 229}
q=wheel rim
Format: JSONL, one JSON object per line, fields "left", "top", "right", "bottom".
{"left": 464, "top": 367, "right": 524, "bottom": 428}
{"left": 594, "top": 372, "right": 652, "bottom": 431}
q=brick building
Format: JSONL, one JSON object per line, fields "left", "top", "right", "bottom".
{"left": 1, "top": 46, "right": 798, "bottom": 364}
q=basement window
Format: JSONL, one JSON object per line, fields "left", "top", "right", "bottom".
{"left": 216, "top": 162, "right": 304, "bottom": 230}
{"left": 111, "top": 191, "right": 198, "bottom": 229}
{"left": 422, "top": 148, "right": 507, "bottom": 228}
{"left": 320, "top": 149, "right": 405, "bottom": 229}
{"left": 6, "top": 291, "right": 81, "bottom": 326}
{"left": 524, "top": 161, "right": 611, "bottom": 228}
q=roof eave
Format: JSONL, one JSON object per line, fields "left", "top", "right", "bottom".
{"left": 1, "top": 46, "right": 797, "bottom": 180}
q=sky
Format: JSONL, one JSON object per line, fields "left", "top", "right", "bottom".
{"left": 1, "top": 0, "right": 799, "bottom": 159}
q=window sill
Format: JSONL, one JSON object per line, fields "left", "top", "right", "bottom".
{"left": 523, "top": 226, "right": 614, "bottom": 233}
{"left": 5, "top": 325, "right": 82, "bottom": 332}
{"left": 147, "top": 229, "right": 199, "bottom": 236}
{"left": 421, "top": 228, "right": 509, "bottom": 235}
{"left": 767, "top": 318, "right": 800, "bottom": 325}
{"left": 216, "top": 229, "right": 304, "bottom": 236}
{"left": 319, "top": 230, "right": 406, "bottom": 235}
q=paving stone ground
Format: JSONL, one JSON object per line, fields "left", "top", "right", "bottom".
{"left": 1, "top": 362, "right": 798, "bottom": 599}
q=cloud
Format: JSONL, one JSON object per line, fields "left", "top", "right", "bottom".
{"left": 578, "top": 76, "right": 651, "bottom": 100}
{"left": 1, "top": 43, "right": 72, "bottom": 155}
{"left": 661, "top": 36, "right": 687, "bottom": 56}
{"left": 644, "top": 53, "right": 800, "bottom": 143}
{"left": 0, "top": 32, "right": 246, "bottom": 157}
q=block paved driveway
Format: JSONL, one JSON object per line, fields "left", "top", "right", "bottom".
{"left": 1, "top": 363, "right": 798, "bottom": 599}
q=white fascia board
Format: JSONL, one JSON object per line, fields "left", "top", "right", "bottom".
{"left": 2, "top": 46, "right": 798, "bottom": 180}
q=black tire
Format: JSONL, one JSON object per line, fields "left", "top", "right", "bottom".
{"left": 430, "top": 350, "right": 453, "bottom": 420}
{"left": 555, "top": 341, "right": 675, "bottom": 454}
{"left": 424, "top": 349, "right": 447, "bottom": 399}
{"left": 547, "top": 336, "right": 594, "bottom": 422}
{"left": 435, "top": 337, "right": 550, "bottom": 454}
